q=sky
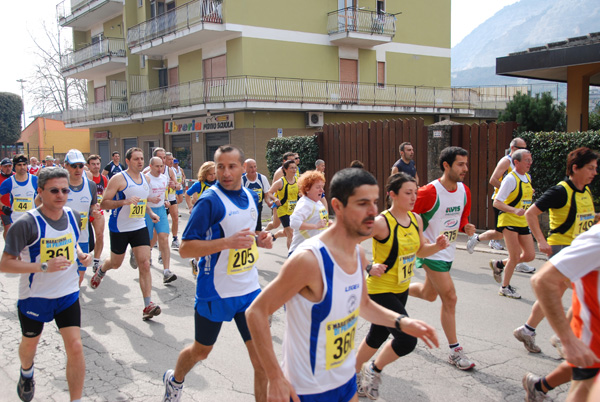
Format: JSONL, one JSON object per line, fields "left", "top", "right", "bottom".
{"left": 1, "top": 0, "right": 519, "bottom": 124}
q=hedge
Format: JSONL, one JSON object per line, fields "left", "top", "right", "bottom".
{"left": 265, "top": 135, "right": 319, "bottom": 179}
{"left": 519, "top": 130, "right": 600, "bottom": 206}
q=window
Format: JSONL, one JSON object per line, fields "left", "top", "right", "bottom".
{"left": 138, "top": 0, "right": 143, "bottom": 7}
{"left": 377, "top": 0, "right": 385, "bottom": 14}
{"left": 140, "top": 54, "right": 146, "bottom": 69}
{"left": 377, "top": 62, "right": 385, "bottom": 88}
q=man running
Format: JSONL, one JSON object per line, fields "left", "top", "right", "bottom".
{"left": 0, "top": 157, "right": 14, "bottom": 238}
{"left": 102, "top": 151, "right": 126, "bottom": 179}
{"left": 243, "top": 158, "right": 271, "bottom": 233}
{"left": 89, "top": 147, "right": 162, "bottom": 321}
{"left": 409, "top": 146, "right": 477, "bottom": 370}
{"left": 245, "top": 167, "right": 438, "bottom": 401}
{"left": 87, "top": 154, "right": 108, "bottom": 272}
{"left": 162, "top": 145, "right": 273, "bottom": 401}
{"left": 0, "top": 154, "right": 39, "bottom": 234}
{"left": 0, "top": 167, "right": 92, "bottom": 402}
{"left": 165, "top": 152, "right": 182, "bottom": 249}
{"left": 391, "top": 142, "right": 419, "bottom": 184}
{"left": 173, "top": 159, "right": 186, "bottom": 206}
{"left": 265, "top": 152, "right": 296, "bottom": 232}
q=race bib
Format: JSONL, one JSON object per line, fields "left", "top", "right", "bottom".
{"left": 522, "top": 199, "right": 532, "bottom": 210}
{"left": 252, "top": 188, "right": 263, "bottom": 203}
{"left": 13, "top": 197, "right": 33, "bottom": 212}
{"left": 573, "top": 212, "right": 595, "bottom": 238}
{"left": 129, "top": 199, "right": 147, "bottom": 218}
{"left": 319, "top": 209, "right": 329, "bottom": 228}
{"left": 97, "top": 194, "right": 103, "bottom": 203}
{"left": 80, "top": 211, "right": 88, "bottom": 230}
{"left": 398, "top": 253, "right": 416, "bottom": 284}
{"left": 40, "top": 234, "right": 75, "bottom": 264}
{"left": 441, "top": 229, "right": 458, "bottom": 243}
{"left": 288, "top": 200, "right": 297, "bottom": 214}
{"left": 325, "top": 310, "right": 359, "bottom": 370}
{"left": 227, "top": 238, "right": 258, "bottom": 275}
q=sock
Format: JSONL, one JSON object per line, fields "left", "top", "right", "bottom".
{"left": 371, "top": 362, "right": 382, "bottom": 373}
{"left": 97, "top": 268, "right": 106, "bottom": 278}
{"left": 144, "top": 297, "right": 151, "bottom": 307}
{"left": 449, "top": 343, "right": 460, "bottom": 350}
{"left": 21, "top": 365, "right": 34, "bottom": 378}
{"left": 72, "top": 399, "right": 82, "bottom": 402}
{"left": 93, "top": 258, "right": 100, "bottom": 264}
{"left": 172, "top": 375, "right": 183, "bottom": 385}
{"left": 474, "top": 234, "right": 480, "bottom": 242}
{"left": 173, "top": 236, "right": 178, "bottom": 241}
{"left": 498, "top": 260, "right": 505, "bottom": 269}
{"left": 524, "top": 324, "right": 536, "bottom": 333}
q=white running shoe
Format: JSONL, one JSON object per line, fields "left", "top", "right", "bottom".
{"left": 92, "top": 260, "right": 100, "bottom": 273}
{"left": 163, "top": 269, "right": 177, "bottom": 284}
{"left": 515, "top": 262, "right": 536, "bottom": 273}
{"left": 549, "top": 335, "right": 565, "bottom": 359}
{"left": 513, "top": 326, "right": 541, "bottom": 353}
{"left": 158, "top": 253, "right": 163, "bottom": 265}
{"left": 522, "top": 373, "right": 551, "bottom": 401}
{"left": 360, "top": 361, "right": 382, "bottom": 400}
{"left": 448, "top": 347, "right": 475, "bottom": 370}
{"left": 190, "top": 258, "right": 198, "bottom": 277}
{"left": 129, "top": 251, "right": 138, "bottom": 269}
{"left": 499, "top": 285, "right": 521, "bottom": 299}
{"left": 489, "top": 239, "right": 505, "bottom": 250}
{"left": 466, "top": 234, "right": 479, "bottom": 254}
{"left": 356, "top": 371, "right": 366, "bottom": 397}
{"left": 171, "top": 238, "right": 180, "bottom": 249}
{"left": 162, "top": 369, "right": 183, "bottom": 402}
{"left": 489, "top": 260, "right": 503, "bottom": 284}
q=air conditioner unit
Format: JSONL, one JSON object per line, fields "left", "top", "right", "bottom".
{"left": 438, "top": 114, "right": 451, "bottom": 122}
{"left": 306, "top": 112, "right": 324, "bottom": 127}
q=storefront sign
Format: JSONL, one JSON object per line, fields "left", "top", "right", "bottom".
{"left": 164, "top": 114, "right": 235, "bottom": 134}
{"left": 94, "top": 130, "right": 110, "bottom": 139}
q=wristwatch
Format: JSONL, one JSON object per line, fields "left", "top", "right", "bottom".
{"left": 40, "top": 262, "right": 48, "bottom": 273}
{"left": 395, "top": 314, "right": 408, "bottom": 331}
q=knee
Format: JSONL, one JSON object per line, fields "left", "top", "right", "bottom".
{"left": 138, "top": 260, "right": 151, "bottom": 272}
{"left": 391, "top": 335, "right": 417, "bottom": 357}
{"left": 440, "top": 290, "right": 457, "bottom": 307}
{"left": 422, "top": 289, "right": 438, "bottom": 302}
{"left": 191, "top": 343, "right": 212, "bottom": 361}
{"left": 522, "top": 251, "right": 535, "bottom": 262}
{"left": 65, "top": 337, "right": 84, "bottom": 358}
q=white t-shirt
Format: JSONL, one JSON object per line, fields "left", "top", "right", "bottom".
{"left": 289, "top": 196, "right": 328, "bottom": 253}
{"left": 495, "top": 171, "right": 530, "bottom": 203}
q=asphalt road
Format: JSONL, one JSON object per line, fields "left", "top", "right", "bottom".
{"left": 0, "top": 209, "right": 570, "bottom": 401}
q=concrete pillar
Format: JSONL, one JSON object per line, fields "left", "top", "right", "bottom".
{"left": 566, "top": 63, "right": 600, "bottom": 132}
{"left": 427, "top": 121, "right": 458, "bottom": 182}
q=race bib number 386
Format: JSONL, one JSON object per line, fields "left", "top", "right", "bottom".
{"left": 325, "top": 310, "right": 359, "bottom": 370}
{"left": 40, "top": 234, "right": 75, "bottom": 263}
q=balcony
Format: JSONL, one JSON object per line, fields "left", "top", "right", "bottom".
{"left": 327, "top": 8, "right": 396, "bottom": 47}
{"left": 61, "top": 38, "right": 126, "bottom": 79}
{"left": 57, "top": 0, "right": 124, "bottom": 30}
{"left": 62, "top": 99, "right": 128, "bottom": 125}
{"left": 127, "top": 0, "right": 236, "bottom": 57}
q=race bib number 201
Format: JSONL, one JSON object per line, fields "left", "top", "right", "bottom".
{"left": 129, "top": 199, "right": 147, "bottom": 218}
{"left": 40, "top": 234, "right": 75, "bottom": 264}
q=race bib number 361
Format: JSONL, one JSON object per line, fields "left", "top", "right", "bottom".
{"left": 40, "top": 234, "right": 75, "bottom": 263}
{"left": 325, "top": 310, "right": 359, "bottom": 370}
{"left": 227, "top": 239, "right": 258, "bottom": 275}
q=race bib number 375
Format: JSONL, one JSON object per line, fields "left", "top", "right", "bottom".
{"left": 40, "top": 234, "right": 75, "bottom": 263}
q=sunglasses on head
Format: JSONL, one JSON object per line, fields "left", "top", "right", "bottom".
{"left": 48, "top": 188, "right": 71, "bottom": 194}
{"left": 69, "top": 163, "right": 85, "bottom": 169}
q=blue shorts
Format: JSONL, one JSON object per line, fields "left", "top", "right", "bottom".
{"left": 297, "top": 374, "right": 357, "bottom": 402}
{"left": 77, "top": 242, "right": 89, "bottom": 272}
{"left": 176, "top": 189, "right": 184, "bottom": 195}
{"left": 18, "top": 291, "right": 80, "bottom": 323}
{"left": 195, "top": 288, "right": 261, "bottom": 322}
{"left": 145, "top": 206, "right": 170, "bottom": 236}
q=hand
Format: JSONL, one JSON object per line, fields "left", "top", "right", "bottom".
{"left": 399, "top": 317, "right": 439, "bottom": 349}
{"left": 463, "top": 223, "right": 476, "bottom": 236}
{"left": 562, "top": 334, "right": 600, "bottom": 368}
{"left": 91, "top": 203, "right": 102, "bottom": 219}
{"left": 267, "top": 377, "right": 300, "bottom": 402}
{"left": 274, "top": 199, "right": 281, "bottom": 207}
{"left": 126, "top": 196, "right": 140, "bottom": 206}
{"left": 2, "top": 205, "right": 12, "bottom": 216}
{"left": 257, "top": 231, "right": 273, "bottom": 249}
{"left": 77, "top": 252, "right": 93, "bottom": 267}
{"left": 149, "top": 196, "right": 161, "bottom": 204}
{"left": 47, "top": 256, "right": 72, "bottom": 272}
{"left": 227, "top": 228, "right": 255, "bottom": 249}
{"left": 151, "top": 213, "right": 160, "bottom": 223}
{"left": 538, "top": 240, "right": 552, "bottom": 257}
{"left": 515, "top": 208, "right": 526, "bottom": 217}
{"left": 435, "top": 234, "right": 450, "bottom": 250}
{"left": 369, "top": 263, "right": 386, "bottom": 277}
{"left": 315, "top": 219, "right": 327, "bottom": 229}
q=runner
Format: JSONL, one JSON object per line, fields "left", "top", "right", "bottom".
{"left": 173, "top": 159, "right": 186, "bottom": 206}
{"left": 87, "top": 154, "right": 108, "bottom": 273}
{"left": 102, "top": 151, "right": 126, "bottom": 179}
{"left": 490, "top": 149, "right": 536, "bottom": 299}
{"left": 409, "top": 146, "right": 478, "bottom": 370}
{"left": 245, "top": 167, "right": 439, "bottom": 402}
{"left": 390, "top": 142, "right": 419, "bottom": 184}
{"left": 0, "top": 167, "right": 92, "bottom": 402}
{"left": 265, "top": 152, "right": 296, "bottom": 232}
{"left": 356, "top": 172, "right": 449, "bottom": 400}
{"left": 266, "top": 160, "right": 299, "bottom": 249}
{"left": 243, "top": 158, "right": 271, "bottom": 234}
{"left": 28, "top": 157, "right": 40, "bottom": 176}
{"left": 0, "top": 157, "right": 14, "bottom": 239}
{"left": 0, "top": 154, "right": 39, "bottom": 234}
{"left": 161, "top": 145, "right": 273, "bottom": 401}
{"left": 88, "top": 147, "right": 162, "bottom": 321}
{"left": 165, "top": 152, "right": 182, "bottom": 249}
{"left": 145, "top": 156, "right": 177, "bottom": 284}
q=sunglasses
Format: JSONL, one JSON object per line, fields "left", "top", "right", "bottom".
{"left": 48, "top": 187, "right": 71, "bottom": 194}
{"left": 515, "top": 146, "right": 527, "bottom": 150}
{"left": 69, "top": 163, "right": 85, "bottom": 169}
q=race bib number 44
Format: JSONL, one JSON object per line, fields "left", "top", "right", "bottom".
{"left": 40, "top": 234, "right": 75, "bottom": 263}
{"left": 227, "top": 239, "right": 258, "bottom": 275}
{"left": 129, "top": 199, "right": 147, "bottom": 218}
{"left": 13, "top": 197, "right": 33, "bottom": 212}
{"left": 325, "top": 310, "right": 359, "bottom": 370}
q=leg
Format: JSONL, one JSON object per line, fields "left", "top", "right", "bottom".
{"left": 59, "top": 327, "right": 85, "bottom": 401}
{"left": 421, "top": 267, "right": 458, "bottom": 344}
{"left": 101, "top": 251, "right": 126, "bottom": 272}
{"left": 526, "top": 281, "right": 569, "bottom": 328}
{"left": 169, "top": 203, "right": 179, "bottom": 240}
{"left": 19, "top": 335, "right": 41, "bottom": 374}
{"left": 409, "top": 273, "right": 438, "bottom": 302}
{"left": 173, "top": 341, "right": 214, "bottom": 382}
{"left": 541, "top": 361, "right": 573, "bottom": 392}
{"left": 517, "top": 233, "right": 536, "bottom": 264}
{"left": 355, "top": 339, "right": 378, "bottom": 373}
{"left": 133, "top": 245, "right": 152, "bottom": 298}
{"left": 477, "top": 229, "right": 503, "bottom": 242}
{"left": 284, "top": 227, "right": 293, "bottom": 250}
{"left": 92, "top": 214, "right": 105, "bottom": 259}
{"left": 567, "top": 378, "right": 595, "bottom": 402}
{"left": 158, "top": 232, "right": 170, "bottom": 271}
{"left": 501, "top": 229, "right": 521, "bottom": 287}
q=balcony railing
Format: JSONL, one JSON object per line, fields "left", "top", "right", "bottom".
{"left": 127, "top": 0, "right": 223, "bottom": 48}
{"left": 56, "top": 0, "right": 122, "bottom": 22}
{"left": 62, "top": 99, "right": 128, "bottom": 124}
{"left": 61, "top": 38, "right": 126, "bottom": 71}
{"left": 327, "top": 8, "right": 396, "bottom": 37}
{"left": 128, "top": 76, "right": 517, "bottom": 114}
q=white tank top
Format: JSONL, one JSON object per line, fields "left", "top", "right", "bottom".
{"left": 67, "top": 175, "right": 92, "bottom": 244}
{"left": 281, "top": 238, "right": 363, "bottom": 395}
{"left": 10, "top": 174, "right": 37, "bottom": 223}
{"left": 19, "top": 207, "right": 80, "bottom": 299}
{"left": 210, "top": 185, "right": 260, "bottom": 299}
{"left": 108, "top": 172, "right": 150, "bottom": 233}
{"left": 422, "top": 180, "right": 466, "bottom": 262}
{"left": 147, "top": 172, "right": 169, "bottom": 208}
{"left": 166, "top": 166, "right": 177, "bottom": 202}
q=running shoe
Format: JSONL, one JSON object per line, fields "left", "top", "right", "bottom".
{"left": 489, "top": 239, "right": 505, "bottom": 250}
{"left": 499, "top": 285, "right": 521, "bottom": 299}
{"left": 356, "top": 371, "right": 366, "bottom": 398}
{"left": 466, "top": 234, "right": 479, "bottom": 254}
{"left": 162, "top": 369, "right": 183, "bottom": 402}
{"left": 190, "top": 259, "right": 198, "bottom": 277}
{"left": 549, "top": 335, "right": 565, "bottom": 359}
{"left": 448, "top": 347, "right": 475, "bottom": 370}
{"left": 143, "top": 302, "right": 162, "bottom": 320}
{"left": 163, "top": 269, "right": 177, "bottom": 284}
{"left": 129, "top": 252, "right": 138, "bottom": 269}
{"left": 171, "top": 238, "right": 180, "bottom": 249}
{"left": 513, "top": 326, "right": 541, "bottom": 353}
{"left": 89, "top": 270, "right": 103, "bottom": 289}
{"left": 489, "top": 260, "right": 503, "bottom": 284}
{"left": 360, "top": 361, "right": 381, "bottom": 400}
{"left": 516, "top": 262, "right": 536, "bottom": 273}
{"left": 92, "top": 260, "right": 100, "bottom": 274}
{"left": 158, "top": 253, "right": 163, "bottom": 265}
{"left": 522, "top": 373, "right": 551, "bottom": 401}
{"left": 17, "top": 373, "right": 35, "bottom": 402}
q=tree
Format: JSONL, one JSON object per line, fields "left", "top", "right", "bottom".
{"left": 498, "top": 92, "right": 566, "bottom": 133}
{"left": 0, "top": 93, "right": 23, "bottom": 145}
{"left": 26, "top": 22, "right": 87, "bottom": 115}
{"left": 589, "top": 102, "right": 600, "bottom": 131}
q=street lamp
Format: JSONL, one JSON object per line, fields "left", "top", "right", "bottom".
{"left": 16, "top": 79, "right": 27, "bottom": 129}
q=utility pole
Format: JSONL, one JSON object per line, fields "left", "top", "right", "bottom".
{"left": 16, "top": 79, "right": 27, "bottom": 128}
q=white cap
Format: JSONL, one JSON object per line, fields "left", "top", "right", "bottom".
{"left": 65, "top": 149, "right": 86, "bottom": 164}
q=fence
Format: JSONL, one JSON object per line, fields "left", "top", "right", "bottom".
{"left": 1, "top": 145, "right": 55, "bottom": 161}
{"left": 317, "top": 119, "right": 518, "bottom": 230}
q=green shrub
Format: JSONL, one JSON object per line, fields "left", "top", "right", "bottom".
{"left": 519, "top": 130, "right": 600, "bottom": 206}
{"left": 265, "top": 135, "right": 319, "bottom": 179}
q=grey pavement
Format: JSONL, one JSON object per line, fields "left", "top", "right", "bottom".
{"left": 0, "top": 210, "right": 571, "bottom": 401}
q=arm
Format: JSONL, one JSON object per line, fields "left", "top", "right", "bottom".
{"left": 99, "top": 175, "right": 138, "bottom": 210}
{"left": 415, "top": 213, "right": 449, "bottom": 258}
{"left": 493, "top": 198, "right": 524, "bottom": 215}
{"left": 365, "top": 214, "right": 391, "bottom": 277}
{"left": 525, "top": 205, "right": 552, "bottom": 256}
{"left": 265, "top": 179, "right": 283, "bottom": 206}
{"left": 179, "top": 227, "right": 255, "bottom": 259}
{"left": 391, "top": 166, "right": 399, "bottom": 175}
{"left": 415, "top": 171, "right": 419, "bottom": 186}
{"left": 489, "top": 157, "right": 511, "bottom": 189}
{"left": 459, "top": 185, "right": 475, "bottom": 236}
{"left": 492, "top": 175, "right": 523, "bottom": 215}
{"left": 0, "top": 252, "right": 72, "bottom": 273}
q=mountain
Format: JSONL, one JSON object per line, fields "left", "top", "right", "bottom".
{"left": 451, "top": 0, "right": 600, "bottom": 86}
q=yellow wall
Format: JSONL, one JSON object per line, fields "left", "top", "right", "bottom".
{"left": 394, "top": 0, "right": 450, "bottom": 48}
{"left": 386, "top": 53, "right": 450, "bottom": 87}
{"left": 103, "top": 15, "right": 125, "bottom": 38}
{"left": 73, "top": 30, "right": 88, "bottom": 50}
{"left": 179, "top": 48, "right": 203, "bottom": 82}
{"left": 359, "top": 49, "right": 376, "bottom": 83}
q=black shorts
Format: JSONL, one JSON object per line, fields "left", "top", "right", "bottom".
{"left": 493, "top": 207, "right": 502, "bottom": 232}
{"left": 255, "top": 206, "right": 263, "bottom": 232}
{"left": 88, "top": 223, "right": 95, "bottom": 252}
{"left": 109, "top": 227, "right": 151, "bottom": 255}
{"left": 169, "top": 199, "right": 178, "bottom": 206}
{"left": 18, "top": 298, "right": 81, "bottom": 338}
{"left": 194, "top": 309, "right": 252, "bottom": 346}
{"left": 1, "top": 214, "right": 10, "bottom": 226}
{"left": 280, "top": 215, "right": 290, "bottom": 228}
{"left": 499, "top": 225, "right": 531, "bottom": 235}
{"left": 572, "top": 367, "right": 600, "bottom": 381}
